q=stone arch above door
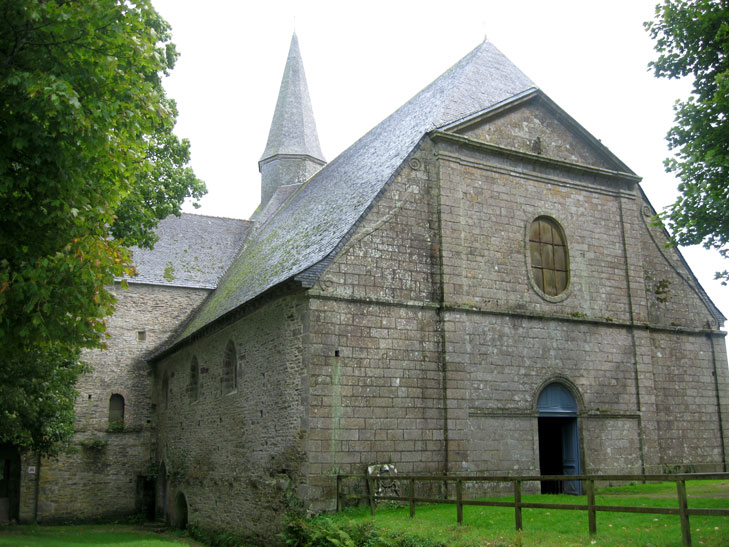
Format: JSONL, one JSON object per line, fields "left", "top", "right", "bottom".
{"left": 533, "top": 377, "right": 583, "bottom": 415}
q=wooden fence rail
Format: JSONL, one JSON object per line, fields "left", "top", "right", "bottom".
{"left": 335, "top": 472, "right": 729, "bottom": 547}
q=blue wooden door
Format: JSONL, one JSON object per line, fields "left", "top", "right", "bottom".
{"left": 561, "top": 418, "right": 581, "bottom": 495}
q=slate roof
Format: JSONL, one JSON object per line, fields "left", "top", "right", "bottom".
{"left": 173, "top": 39, "right": 537, "bottom": 341}
{"left": 253, "top": 182, "right": 303, "bottom": 225}
{"left": 129, "top": 213, "right": 252, "bottom": 289}
{"left": 259, "top": 33, "right": 325, "bottom": 167}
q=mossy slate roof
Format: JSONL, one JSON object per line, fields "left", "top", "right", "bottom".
{"left": 174, "top": 40, "right": 536, "bottom": 342}
{"left": 129, "top": 213, "right": 252, "bottom": 289}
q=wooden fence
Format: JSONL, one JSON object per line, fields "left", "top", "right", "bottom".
{"left": 335, "top": 472, "right": 729, "bottom": 547}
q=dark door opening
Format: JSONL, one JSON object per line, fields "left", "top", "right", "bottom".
{"left": 536, "top": 383, "right": 582, "bottom": 495}
{"left": 538, "top": 417, "right": 581, "bottom": 494}
{"left": 173, "top": 492, "right": 188, "bottom": 529}
{"left": 136, "top": 476, "right": 156, "bottom": 521}
{"left": 0, "top": 445, "right": 21, "bottom": 524}
{"left": 538, "top": 417, "right": 564, "bottom": 494}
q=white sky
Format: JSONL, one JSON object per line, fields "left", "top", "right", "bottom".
{"left": 151, "top": 0, "right": 728, "bottom": 327}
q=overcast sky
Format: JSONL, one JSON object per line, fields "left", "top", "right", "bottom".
{"left": 151, "top": 0, "right": 727, "bottom": 327}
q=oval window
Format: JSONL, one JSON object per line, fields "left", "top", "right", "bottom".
{"left": 529, "top": 217, "right": 569, "bottom": 297}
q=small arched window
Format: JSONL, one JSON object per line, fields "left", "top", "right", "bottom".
{"left": 222, "top": 341, "right": 237, "bottom": 394}
{"left": 529, "top": 217, "right": 569, "bottom": 297}
{"left": 189, "top": 357, "right": 199, "bottom": 402}
{"left": 109, "top": 394, "right": 125, "bottom": 427}
{"left": 161, "top": 373, "right": 169, "bottom": 410}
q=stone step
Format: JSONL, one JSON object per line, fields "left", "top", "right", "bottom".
{"left": 140, "top": 520, "right": 168, "bottom": 532}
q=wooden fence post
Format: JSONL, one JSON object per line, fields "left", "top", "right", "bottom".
{"left": 456, "top": 479, "right": 463, "bottom": 524}
{"left": 409, "top": 478, "right": 415, "bottom": 518}
{"left": 368, "top": 476, "right": 376, "bottom": 516}
{"left": 514, "top": 479, "right": 523, "bottom": 531}
{"left": 586, "top": 479, "right": 596, "bottom": 536}
{"left": 676, "top": 479, "right": 692, "bottom": 547}
{"left": 336, "top": 475, "right": 342, "bottom": 512}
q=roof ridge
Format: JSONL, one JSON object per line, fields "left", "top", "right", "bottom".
{"left": 179, "top": 212, "right": 251, "bottom": 222}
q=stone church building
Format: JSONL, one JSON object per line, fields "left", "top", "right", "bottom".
{"left": 3, "top": 34, "right": 728, "bottom": 540}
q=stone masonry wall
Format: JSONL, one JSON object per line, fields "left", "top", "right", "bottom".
{"left": 445, "top": 311, "right": 642, "bottom": 476}
{"left": 435, "top": 137, "right": 645, "bottom": 323}
{"left": 154, "top": 293, "right": 307, "bottom": 542}
{"left": 638, "top": 199, "right": 723, "bottom": 330}
{"left": 314, "top": 140, "right": 438, "bottom": 305}
{"left": 19, "top": 283, "right": 209, "bottom": 523}
{"left": 457, "top": 99, "right": 616, "bottom": 171}
{"left": 306, "top": 122, "right": 729, "bottom": 510}
{"left": 433, "top": 134, "right": 652, "bottom": 475}
{"left": 651, "top": 330, "right": 729, "bottom": 471}
{"left": 307, "top": 144, "right": 444, "bottom": 510}
{"left": 305, "top": 298, "right": 444, "bottom": 511}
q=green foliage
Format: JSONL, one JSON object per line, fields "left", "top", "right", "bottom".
{"left": 282, "top": 517, "right": 357, "bottom": 547}
{"left": 187, "top": 524, "right": 255, "bottom": 547}
{"left": 280, "top": 515, "right": 446, "bottom": 547}
{"left": 0, "top": 0, "right": 205, "bottom": 455}
{"left": 645, "top": 1, "right": 729, "bottom": 282}
{"left": 107, "top": 420, "right": 124, "bottom": 433}
{"left": 79, "top": 437, "right": 108, "bottom": 452}
{"left": 0, "top": 348, "right": 85, "bottom": 454}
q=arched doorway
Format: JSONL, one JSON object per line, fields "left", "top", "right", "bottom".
{"left": 537, "top": 382, "right": 581, "bottom": 495}
{"left": 0, "top": 445, "right": 20, "bottom": 524}
{"left": 173, "top": 491, "right": 188, "bottom": 529}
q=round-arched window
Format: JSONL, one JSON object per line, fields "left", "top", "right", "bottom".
{"left": 109, "top": 394, "right": 125, "bottom": 426}
{"left": 222, "top": 340, "right": 237, "bottom": 395}
{"left": 528, "top": 217, "right": 569, "bottom": 297}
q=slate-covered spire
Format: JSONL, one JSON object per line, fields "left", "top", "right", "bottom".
{"left": 259, "top": 33, "right": 326, "bottom": 210}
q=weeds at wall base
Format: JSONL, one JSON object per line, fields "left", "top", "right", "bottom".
{"left": 187, "top": 524, "right": 258, "bottom": 547}
{"left": 279, "top": 515, "right": 448, "bottom": 547}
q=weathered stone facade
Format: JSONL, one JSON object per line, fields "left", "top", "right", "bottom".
{"left": 17, "top": 283, "right": 209, "bottom": 523}
{"left": 154, "top": 293, "right": 308, "bottom": 539}
{"left": 10, "top": 36, "right": 728, "bottom": 544}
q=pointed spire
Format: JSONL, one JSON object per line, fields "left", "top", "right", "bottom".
{"left": 258, "top": 33, "right": 325, "bottom": 210}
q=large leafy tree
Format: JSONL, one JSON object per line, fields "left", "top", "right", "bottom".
{"left": 0, "top": 0, "right": 205, "bottom": 454}
{"left": 646, "top": 0, "right": 729, "bottom": 281}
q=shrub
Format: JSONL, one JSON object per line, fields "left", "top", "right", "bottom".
{"left": 280, "top": 515, "right": 446, "bottom": 547}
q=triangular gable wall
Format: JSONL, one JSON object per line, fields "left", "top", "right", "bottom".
{"left": 446, "top": 91, "right": 632, "bottom": 174}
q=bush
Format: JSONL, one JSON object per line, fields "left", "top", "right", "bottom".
{"left": 280, "top": 515, "right": 445, "bottom": 547}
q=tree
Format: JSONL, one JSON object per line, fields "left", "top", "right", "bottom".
{"left": 0, "top": 0, "right": 206, "bottom": 455}
{"left": 646, "top": 0, "right": 729, "bottom": 282}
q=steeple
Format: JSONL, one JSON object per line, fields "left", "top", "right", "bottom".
{"left": 259, "top": 33, "right": 326, "bottom": 210}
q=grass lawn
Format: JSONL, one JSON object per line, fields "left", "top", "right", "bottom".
{"left": 329, "top": 480, "right": 729, "bottom": 546}
{"left": 0, "top": 524, "right": 203, "bottom": 546}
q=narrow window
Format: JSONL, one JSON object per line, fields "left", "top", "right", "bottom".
{"left": 189, "top": 357, "right": 199, "bottom": 402}
{"left": 529, "top": 217, "right": 569, "bottom": 297}
{"left": 161, "top": 373, "right": 169, "bottom": 410}
{"left": 222, "top": 341, "right": 237, "bottom": 394}
{"left": 109, "top": 394, "right": 125, "bottom": 428}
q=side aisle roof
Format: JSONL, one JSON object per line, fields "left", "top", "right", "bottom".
{"left": 129, "top": 213, "right": 252, "bottom": 289}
